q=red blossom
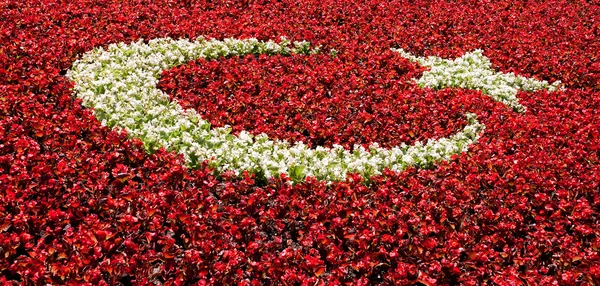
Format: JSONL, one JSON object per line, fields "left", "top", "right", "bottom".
{"left": 1, "top": 0, "right": 600, "bottom": 284}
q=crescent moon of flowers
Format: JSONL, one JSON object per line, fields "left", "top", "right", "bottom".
{"left": 67, "top": 37, "right": 560, "bottom": 183}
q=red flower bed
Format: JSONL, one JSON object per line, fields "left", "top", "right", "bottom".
{"left": 1, "top": 0, "right": 600, "bottom": 285}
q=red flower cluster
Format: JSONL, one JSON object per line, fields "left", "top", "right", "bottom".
{"left": 1, "top": 0, "right": 600, "bottom": 285}
{"left": 159, "top": 52, "right": 472, "bottom": 149}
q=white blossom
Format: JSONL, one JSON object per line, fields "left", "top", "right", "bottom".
{"left": 68, "top": 37, "right": 501, "bottom": 183}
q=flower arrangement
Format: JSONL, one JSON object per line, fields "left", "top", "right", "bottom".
{"left": 1, "top": 0, "right": 599, "bottom": 284}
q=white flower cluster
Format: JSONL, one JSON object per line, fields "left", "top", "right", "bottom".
{"left": 68, "top": 37, "right": 484, "bottom": 183}
{"left": 392, "top": 48, "right": 561, "bottom": 112}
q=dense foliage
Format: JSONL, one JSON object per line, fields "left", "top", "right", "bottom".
{"left": 1, "top": 0, "right": 599, "bottom": 284}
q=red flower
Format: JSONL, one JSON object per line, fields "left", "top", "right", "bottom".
{"left": 1, "top": 0, "right": 600, "bottom": 284}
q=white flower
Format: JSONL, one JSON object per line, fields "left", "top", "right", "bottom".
{"left": 69, "top": 37, "right": 563, "bottom": 183}
{"left": 393, "top": 48, "right": 560, "bottom": 113}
